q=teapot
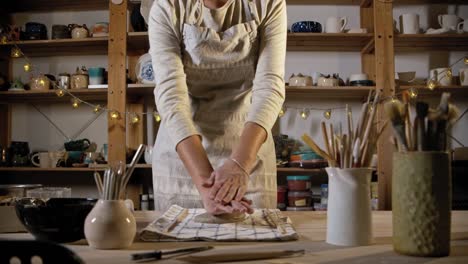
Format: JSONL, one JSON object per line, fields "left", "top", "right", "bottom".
{"left": 69, "top": 24, "right": 89, "bottom": 39}
{"left": 317, "top": 74, "right": 340, "bottom": 87}
{"left": 288, "top": 73, "right": 313, "bottom": 87}
{"left": 71, "top": 66, "right": 89, "bottom": 89}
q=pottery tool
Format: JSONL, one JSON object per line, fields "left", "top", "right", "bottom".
{"left": 178, "top": 248, "right": 305, "bottom": 263}
{"left": 163, "top": 208, "right": 189, "bottom": 233}
{"left": 93, "top": 171, "right": 103, "bottom": 198}
{"left": 355, "top": 102, "right": 369, "bottom": 141}
{"left": 131, "top": 246, "right": 214, "bottom": 261}
{"left": 352, "top": 137, "right": 361, "bottom": 167}
{"left": 329, "top": 123, "right": 336, "bottom": 160}
{"left": 120, "top": 144, "right": 145, "bottom": 198}
{"left": 384, "top": 99, "right": 407, "bottom": 152}
{"left": 301, "top": 134, "right": 336, "bottom": 167}
{"left": 414, "top": 102, "right": 429, "bottom": 151}
{"left": 402, "top": 92, "right": 413, "bottom": 150}
{"left": 360, "top": 92, "right": 380, "bottom": 154}
{"left": 321, "top": 121, "right": 332, "bottom": 162}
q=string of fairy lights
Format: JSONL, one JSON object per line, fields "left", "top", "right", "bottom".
{"left": 3, "top": 37, "right": 467, "bottom": 123}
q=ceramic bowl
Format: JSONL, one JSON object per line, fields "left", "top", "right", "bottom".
{"left": 15, "top": 198, "right": 97, "bottom": 243}
{"left": 397, "top": 71, "right": 416, "bottom": 82}
{"left": 349, "top": 80, "right": 374, "bottom": 86}
{"left": 349, "top": 73, "right": 369, "bottom": 82}
{"left": 291, "top": 21, "right": 322, "bottom": 33}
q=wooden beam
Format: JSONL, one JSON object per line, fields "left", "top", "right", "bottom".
{"left": 126, "top": 102, "right": 144, "bottom": 151}
{"left": 0, "top": 104, "right": 11, "bottom": 148}
{"left": 374, "top": 0, "right": 395, "bottom": 210}
{"left": 108, "top": 0, "right": 128, "bottom": 163}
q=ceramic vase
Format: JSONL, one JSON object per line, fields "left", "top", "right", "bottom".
{"left": 84, "top": 199, "right": 136, "bottom": 249}
{"left": 325, "top": 167, "right": 373, "bottom": 246}
{"left": 393, "top": 152, "right": 451, "bottom": 257}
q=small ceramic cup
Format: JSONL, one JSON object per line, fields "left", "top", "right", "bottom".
{"left": 88, "top": 67, "right": 105, "bottom": 85}
{"left": 92, "top": 22, "right": 109, "bottom": 37}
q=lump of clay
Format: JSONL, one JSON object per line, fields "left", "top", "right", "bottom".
{"left": 194, "top": 212, "right": 247, "bottom": 224}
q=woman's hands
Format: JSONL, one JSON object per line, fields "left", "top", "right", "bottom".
{"left": 203, "top": 158, "right": 250, "bottom": 204}
{"left": 199, "top": 185, "right": 254, "bottom": 215}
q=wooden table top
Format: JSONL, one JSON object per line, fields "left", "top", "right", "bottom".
{"left": 2, "top": 211, "right": 468, "bottom": 263}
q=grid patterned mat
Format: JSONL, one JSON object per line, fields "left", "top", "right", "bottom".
{"left": 139, "top": 205, "right": 298, "bottom": 242}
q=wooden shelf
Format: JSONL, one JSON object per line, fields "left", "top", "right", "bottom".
{"left": 395, "top": 34, "right": 468, "bottom": 52}
{"left": 0, "top": 84, "right": 154, "bottom": 103}
{"left": 0, "top": 167, "right": 103, "bottom": 172}
{"left": 400, "top": 85, "right": 468, "bottom": 97}
{"left": 286, "top": 86, "right": 374, "bottom": 98}
{"left": 4, "top": 0, "right": 109, "bottom": 12}
{"left": 288, "top": 33, "right": 374, "bottom": 52}
{"left": 0, "top": 37, "right": 108, "bottom": 57}
{"left": 128, "top": 32, "right": 150, "bottom": 53}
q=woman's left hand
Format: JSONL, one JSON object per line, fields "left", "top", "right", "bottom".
{"left": 203, "top": 159, "right": 249, "bottom": 203}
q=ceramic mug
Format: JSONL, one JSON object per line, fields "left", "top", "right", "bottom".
{"left": 399, "top": 14, "right": 420, "bottom": 34}
{"left": 88, "top": 67, "right": 105, "bottom": 85}
{"left": 31, "top": 152, "right": 51, "bottom": 168}
{"left": 325, "top": 17, "right": 347, "bottom": 33}
{"left": 58, "top": 73, "right": 70, "bottom": 89}
{"left": 70, "top": 24, "right": 89, "bottom": 39}
{"left": 429, "top": 68, "right": 452, "bottom": 86}
{"left": 459, "top": 68, "right": 468, "bottom": 86}
{"left": 438, "top": 14, "right": 461, "bottom": 30}
{"left": 318, "top": 76, "right": 339, "bottom": 86}
{"left": 289, "top": 73, "right": 313, "bottom": 86}
{"left": 457, "top": 19, "right": 468, "bottom": 33}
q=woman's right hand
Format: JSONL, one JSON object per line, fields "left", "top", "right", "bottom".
{"left": 199, "top": 187, "right": 254, "bottom": 215}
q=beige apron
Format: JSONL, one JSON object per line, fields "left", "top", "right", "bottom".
{"left": 152, "top": 0, "right": 277, "bottom": 211}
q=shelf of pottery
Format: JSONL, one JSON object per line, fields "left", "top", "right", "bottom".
{"left": 393, "top": 8, "right": 468, "bottom": 98}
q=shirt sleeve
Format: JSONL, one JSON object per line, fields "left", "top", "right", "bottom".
{"left": 148, "top": 0, "right": 200, "bottom": 149}
{"left": 246, "top": 0, "right": 287, "bottom": 132}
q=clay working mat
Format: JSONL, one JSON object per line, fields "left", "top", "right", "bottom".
{"left": 139, "top": 205, "right": 298, "bottom": 242}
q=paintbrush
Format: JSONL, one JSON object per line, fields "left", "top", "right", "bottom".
{"left": 428, "top": 93, "right": 450, "bottom": 151}
{"left": 402, "top": 91, "right": 413, "bottom": 151}
{"left": 352, "top": 137, "right": 361, "bottom": 167}
{"left": 414, "top": 102, "right": 429, "bottom": 151}
{"left": 384, "top": 99, "right": 407, "bottom": 151}
{"left": 330, "top": 123, "right": 336, "bottom": 160}
{"left": 321, "top": 121, "right": 332, "bottom": 160}
{"left": 360, "top": 92, "right": 380, "bottom": 154}
{"left": 301, "top": 134, "right": 336, "bottom": 167}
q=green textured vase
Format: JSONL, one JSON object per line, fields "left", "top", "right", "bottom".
{"left": 392, "top": 152, "right": 451, "bottom": 257}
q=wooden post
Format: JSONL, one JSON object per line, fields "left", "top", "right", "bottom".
{"left": 374, "top": 0, "right": 395, "bottom": 210}
{"left": 108, "top": 0, "right": 128, "bottom": 163}
{"left": 127, "top": 102, "right": 144, "bottom": 150}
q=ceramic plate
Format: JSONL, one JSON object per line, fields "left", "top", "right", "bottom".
{"left": 8, "top": 88, "right": 25, "bottom": 91}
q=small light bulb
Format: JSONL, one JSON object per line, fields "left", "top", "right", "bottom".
{"left": 464, "top": 57, "right": 468, "bottom": 65}
{"left": 71, "top": 98, "right": 80, "bottom": 108}
{"left": 11, "top": 47, "right": 22, "bottom": 58}
{"left": 368, "top": 105, "right": 374, "bottom": 113}
{"left": 23, "top": 63, "right": 31, "bottom": 72}
{"left": 0, "top": 36, "right": 7, "bottom": 44}
{"left": 300, "top": 109, "right": 309, "bottom": 120}
{"left": 55, "top": 89, "right": 65, "bottom": 97}
{"left": 39, "top": 79, "right": 46, "bottom": 87}
{"left": 110, "top": 110, "right": 120, "bottom": 120}
{"left": 427, "top": 80, "right": 437, "bottom": 91}
{"left": 446, "top": 68, "right": 452, "bottom": 78}
{"left": 130, "top": 113, "right": 140, "bottom": 124}
{"left": 409, "top": 88, "right": 418, "bottom": 99}
{"left": 93, "top": 105, "right": 102, "bottom": 114}
{"left": 278, "top": 106, "right": 286, "bottom": 118}
{"left": 323, "top": 109, "right": 331, "bottom": 120}
{"left": 153, "top": 111, "right": 161, "bottom": 122}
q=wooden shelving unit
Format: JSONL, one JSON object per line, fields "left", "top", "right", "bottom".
{"left": 393, "top": 0, "right": 466, "bottom": 4}
{"left": 394, "top": 34, "right": 468, "bottom": 52}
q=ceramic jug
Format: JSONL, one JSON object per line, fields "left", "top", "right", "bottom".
{"left": 84, "top": 199, "right": 136, "bottom": 249}
{"left": 69, "top": 24, "right": 89, "bottom": 39}
{"left": 71, "top": 66, "right": 89, "bottom": 89}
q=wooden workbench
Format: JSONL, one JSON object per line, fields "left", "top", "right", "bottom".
{"left": 2, "top": 211, "right": 468, "bottom": 263}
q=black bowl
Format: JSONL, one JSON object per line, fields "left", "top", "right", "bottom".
{"left": 349, "top": 80, "right": 374, "bottom": 86}
{"left": 15, "top": 198, "right": 97, "bottom": 243}
{"left": 291, "top": 21, "right": 322, "bottom": 33}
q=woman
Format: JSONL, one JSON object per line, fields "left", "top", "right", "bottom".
{"left": 149, "top": 0, "right": 286, "bottom": 214}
